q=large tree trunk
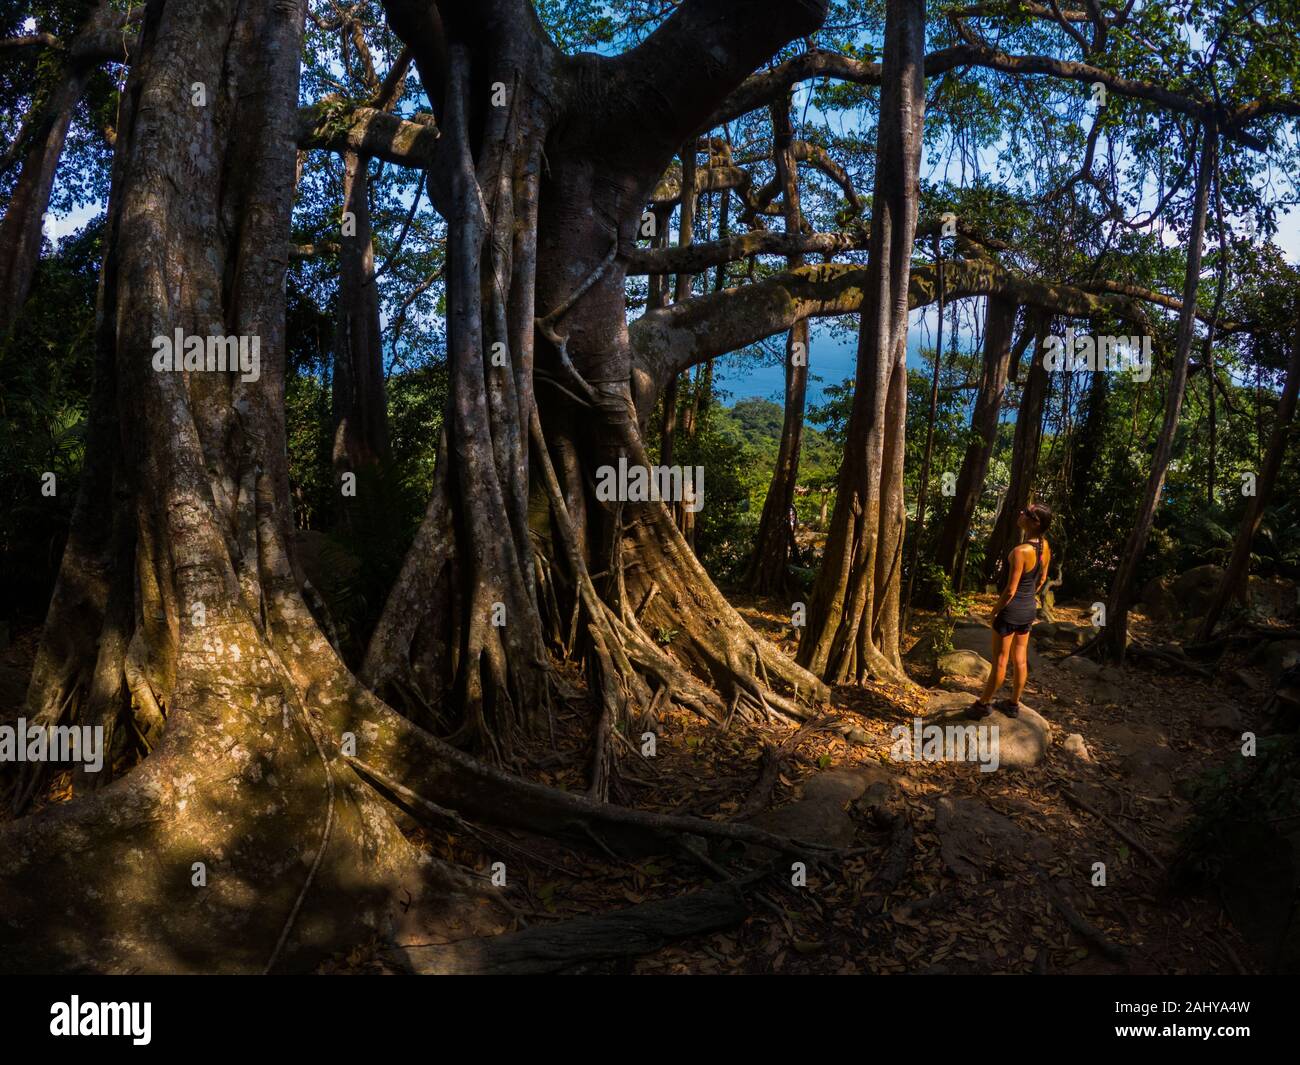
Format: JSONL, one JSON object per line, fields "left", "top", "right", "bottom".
{"left": 984, "top": 309, "right": 1050, "bottom": 584}
{"left": 932, "top": 296, "right": 1017, "bottom": 584}
{"left": 361, "top": 0, "right": 831, "bottom": 791}
{"left": 1102, "top": 127, "right": 1217, "bottom": 660}
{"left": 331, "top": 152, "right": 390, "bottom": 478}
{"left": 747, "top": 97, "right": 809, "bottom": 596}
{"left": 1196, "top": 299, "right": 1300, "bottom": 641}
{"left": 795, "top": 0, "right": 925, "bottom": 686}
{"left": 0, "top": 0, "right": 441, "bottom": 973}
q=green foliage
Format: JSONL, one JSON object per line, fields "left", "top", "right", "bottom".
{"left": 921, "top": 562, "right": 974, "bottom": 621}
{"left": 1172, "top": 732, "right": 1300, "bottom": 890}
{"left": 0, "top": 216, "right": 100, "bottom": 621}
{"left": 646, "top": 394, "right": 756, "bottom": 584}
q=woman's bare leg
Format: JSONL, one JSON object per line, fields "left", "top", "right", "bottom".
{"left": 978, "top": 628, "right": 1009, "bottom": 704}
{"left": 1010, "top": 631, "right": 1031, "bottom": 703}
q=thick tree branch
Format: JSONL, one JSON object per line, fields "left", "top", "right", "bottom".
{"left": 581, "top": 0, "right": 828, "bottom": 173}
{"left": 296, "top": 103, "right": 440, "bottom": 167}
{"left": 629, "top": 258, "right": 1144, "bottom": 410}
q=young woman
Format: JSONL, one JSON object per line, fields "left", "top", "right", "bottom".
{"left": 966, "top": 502, "right": 1052, "bottom": 719}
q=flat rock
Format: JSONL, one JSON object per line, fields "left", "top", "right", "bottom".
{"left": 1093, "top": 721, "right": 1167, "bottom": 755}
{"left": 924, "top": 690, "right": 977, "bottom": 713}
{"left": 1060, "top": 655, "right": 1101, "bottom": 678}
{"left": 950, "top": 621, "right": 1041, "bottom": 668}
{"left": 1093, "top": 722, "right": 1179, "bottom": 795}
{"left": 748, "top": 764, "right": 898, "bottom": 850}
{"left": 927, "top": 703, "right": 1052, "bottom": 769}
{"left": 1034, "top": 621, "right": 1092, "bottom": 650}
{"left": 801, "top": 764, "right": 893, "bottom": 804}
{"left": 747, "top": 800, "right": 858, "bottom": 849}
{"left": 930, "top": 795, "right": 1055, "bottom": 880}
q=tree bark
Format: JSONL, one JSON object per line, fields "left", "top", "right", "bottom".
{"left": 1102, "top": 127, "right": 1217, "bottom": 660}
{"left": 0, "top": 0, "right": 442, "bottom": 973}
{"left": 331, "top": 151, "right": 390, "bottom": 478}
{"left": 747, "top": 97, "right": 808, "bottom": 595}
{"left": 795, "top": 0, "right": 925, "bottom": 685}
{"left": 3, "top": 0, "right": 847, "bottom": 972}
{"left": 364, "top": 0, "right": 831, "bottom": 740}
{"left": 933, "top": 296, "right": 1018, "bottom": 583}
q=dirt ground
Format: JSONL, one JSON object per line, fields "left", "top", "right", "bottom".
{"left": 0, "top": 593, "right": 1269, "bottom": 975}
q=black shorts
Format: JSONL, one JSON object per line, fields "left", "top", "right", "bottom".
{"left": 993, "top": 612, "right": 1032, "bottom": 637}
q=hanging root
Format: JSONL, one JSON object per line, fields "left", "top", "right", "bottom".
{"left": 529, "top": 405, "right": 727, "bottom": 800}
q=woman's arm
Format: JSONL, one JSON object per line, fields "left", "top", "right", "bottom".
{"left": 992, "top": 547, "right": 1025, "bottom": 621}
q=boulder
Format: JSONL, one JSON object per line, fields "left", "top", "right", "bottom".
{"left": 948, "top": 621, "right": 994, "bottom": 657}
{"left": 924, "top": 690, "right": 977, "bottom": 714}
{"left": 1033, "top": 620, "right": 1092, "bottom": 651}
{"left": 990, "top": 704, "right": 1052, "bottom": 769}
{"left": 1062, "top": 733, "right": 1093, "bottom": 762}
{"left": 1059, "top": 655, "right": 1101, "bottom": 678}
{"left": 1246, "top": 576, "right": 1299, "bottom": 621}
{"left": 1260, "top": 640, "right": 1300, "bottom": 683}
{"left": 1088, "top": 666, "right": 1126, "bottom": 706}
{"left": 801, "top": 765, "right": 893, "bottom": 804}
{"left": 926, "top": 702, "right": 1052, "bottom": 769}
{"left": 938, "top": 649, "right": 991, "bottom": 681}
{"left": 1140, "top": 575, "right": 1179, "bottom": 622}
{"left": 1171, "top": 564, "right": 1227, "bottom": 618}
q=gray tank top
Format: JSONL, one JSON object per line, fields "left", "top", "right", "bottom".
{"left": 1002, "top": 539, "right": 1042, "bottom": 626}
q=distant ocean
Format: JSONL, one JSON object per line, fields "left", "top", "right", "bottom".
{"left": 712, "top": 311, "right": 958, "bottom": 406}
